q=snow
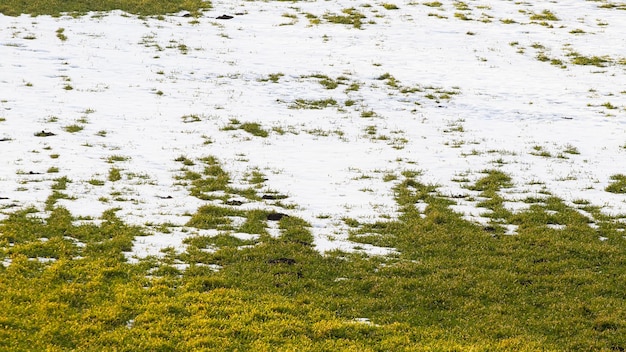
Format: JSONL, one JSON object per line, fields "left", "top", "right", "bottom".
{"left": 1, "top": 0, "right": 625, "bottom": 259}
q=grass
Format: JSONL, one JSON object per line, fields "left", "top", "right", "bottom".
{"left": 563, "top": 144, "right": 580, "bottom": 155}
{"left": 108, "top": 168, "right": 122, "bottom": 182}
{"left": 88, "top": 179, "right": 105, "bottom": 186}
{"left": 241, "top": 122, "right": 269, "bottom": 138}
{"left": 56, "top": 28, "right": 67, "bottom": 41}
{"left": 2, "top": 2, "right": 626, "bottom": 350}
{"left": 360, "top": 110, "right": 376, "bottom": 118}
{"left": 323, "top": 8, "right": 366, "bottom": 29}
{"left": 572, "top": 56, "right": 611, "bottom": 67}
{"left": 531, "top": 145, "right": 552, "bottom": 157}
{"left": 290, "top": 98, "right": 338, "bottom": 109}
{"left": 174, "top": 155, "right": 260, "bottom": 202}
{"left": 423, "top": 1, "right": 443, "bottom": 7}
{"left": 0, "top": 0, "right": 210, "bottom": 16}
{"left": 181, "top": 114, "right": 201, "bottom": 123}
{"left": 529, "top": 10, "right": 559, "bottom": 21}
{"left": 303, "top": 74, "right": 341, "bottom": 90}
{"left": 568, "top": 52, "right": 612, "bottom": 67}
{"left": 602, "top": 102, "right": 617, "bottom": 110}
{"left": 606, "top": 174, "right": 626, "bottom": 194}
{"left": 382, "top": 3, "right": 399, "bottom": 10}
{"left": 4, "top": 161, "right": 626, "bottom": 350}
{"left": 454, "top": 12, "right": 471, "bottom": 21}
{"left": 259, "top": 73, "right": 284, "bottom": 83}
{"left": 64, "top": 124, "right": 84, "bottom": 133}
{"left": 221, "top": 120, "right": 269, "bottom": 138}
{"left": 107, "top": 155, "right": 129, "bottom": 163}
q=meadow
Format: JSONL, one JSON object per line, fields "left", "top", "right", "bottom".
{"left": 1, "top": 0, "right": 626, "bottom": 350}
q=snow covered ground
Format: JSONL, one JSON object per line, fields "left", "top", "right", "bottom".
{"left": 1, "top": 0, "right": 625, "bottom": 258}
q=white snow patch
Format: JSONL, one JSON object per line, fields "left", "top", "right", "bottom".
{"left": 1, "top": 0, "right": 625, "bottom": 257}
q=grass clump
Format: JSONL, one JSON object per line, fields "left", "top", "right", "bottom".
{"left": 423, "top": 1, "right": 443, "bottom": 7}
{"left": 290, "top": 98, "right": 337, "bottom": 109}
{"left": 175, "top": 155, "right": 260, "bottom": 202}
{"left": 107, "top": 155, "right": 129, "bottom": 163}
{"left": 376, "top": 72, "right": 400, "bottom": 88}
{"left": 259, "top": 73, "right": 284, "bottom": 83}
{"left": 323, "top": 8, "right": 366, "bottom": 29}
{"left": 55, "top": 28, "right": 67, "bottom": 41}
{"left": 602, "top": 102, "right": 617, "bottom": 110}
{"left": 469, "top": 169, "right": 513, "bottom": 192}
{"left": 382, "top": 3, "right": 399, "bottom": 10}
{"left": 88, "top": 179, "right": 105, "bottom": 186}
{"left": 570, "top": 54, "right": 612, "bottom": 67}
{"left": 531, "top": 145, "right": 552, "bottom": 157}
{"left": 529, "top": 9, "right": 559, "bottom": 21}
{"left": 221, "top": 120, "right": 269, "bottom": 138}
{"left": 181, "top": 114, "right": 201, "bottom": 123}
{"left": 51, "top": 176, "right": 71, "bottom": 190}
{"left": 241, "top": 122, "right": 269, "bottom": 138}
{"left": 563, "top": 144, "right": 580, "bottom": 155}
{"left": 303, "top": 74, "right": 342, "bottom": 90}
{"left": 108, "top": 168, "right": 122, "bottom": 182}
{"left": 453, "top": 1, "right": 470, "bottom": 11}
{"left": 605, "top": 174, "right": 626, "bottom": 194}
{"left": 360, "top": 110, "right": 376, "bottom": 118}
{"left": 63, "top": 124, "right": 83, "bottom": 133}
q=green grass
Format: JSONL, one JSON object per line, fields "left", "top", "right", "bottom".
{"left": 569, "top": 52, "right": 612, "bottom": 67}
{"left": 221, "top": 120, "right": 269, "bottom": 138}
{"left": 108, "top": 168, "right": 122, "bottom": 182}
{"left": 88, "top": 179, "right": 105, "bottom": 186}
{"left": 107, "top": 155, "right": 129, "bottom": 163}
{"left": 382, "top": 3, "right": 399, "bottom": 10}
{"left": 0, "top": 0, "right": 210, "bottom": 16}
{"left": 174, "top": 156, "right": 260, "bottom": 202}
{"left": 606, "top": 174, "right": 626, "bottom": 194}
{"left": 290, "top": 98, "right": 338, "bottom": 109}
{"left": 259, "top": 73, "right": 284, "bottom": 83}
{"left": 423, "top": 1, "right": 443, "bottom": 7}
{"left": 64, "top": 124, "right": 84, "bottom": 133}
{"left": 529, "top": 9, "right": 559, "bottom": 21}
{"left": 56, "top": 28, "right": 67, "bottom": 41}
{"left": 240, "top": 122, "right": 269, "bottom": 138}
{"left": 531, "top": 145, "right": 552, "bottom": 157}
{"left": 3, "top": 164, "right": 626, "bottom": 350}
{"left": 454, "top": 12, "right": 471, "bottom": 21}
{"left": 563, "top": 144, "right": 580, "bottom": 155}
{"left": 323, "top": 8, "right": 366, "bottom": 29}
{"left": 360, "top": 110, "right": 376, "bottom": 118}
{"left": 2, "top": 2, "right": 626, "bottom": 349}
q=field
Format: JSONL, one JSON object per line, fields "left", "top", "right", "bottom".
{"left": 1, "top": 0, "right": 626, "bottom": 350}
